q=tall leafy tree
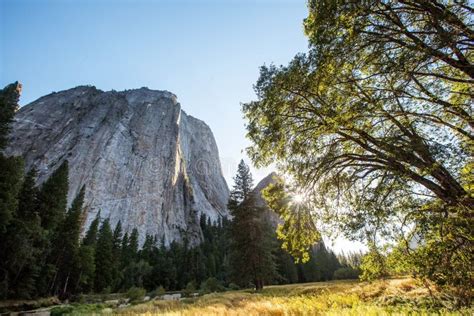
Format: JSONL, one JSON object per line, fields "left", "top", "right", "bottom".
{"left": 243, "top": 0, "right": 473, "bottom": 296}
{"left": 263, "top": 178, "right": 320, "bottom": 263}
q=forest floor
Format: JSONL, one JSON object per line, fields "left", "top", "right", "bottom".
{"left": 46, "top": 277, "right": 472, "bottom": 315}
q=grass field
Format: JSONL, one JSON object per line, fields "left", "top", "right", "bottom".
{"left": 49, "top": 278, "right": 471, "bottom": 315}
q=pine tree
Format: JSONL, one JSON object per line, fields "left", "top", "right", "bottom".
{"left": 36, "top": 161, "right": 69, "bottom": 232}
{"left": 0, "top": 82, "right": 20, "bottom": 150}
{"left": 0, "top": 156, "right": 23, "bottom": 236}
{"left": 74, "top": 244, "right": 95, "bottom": 293}
{"left": 0, "top": 168, "right": 44, "bottom": 299}
{"left": 34, "top": 161, "right": 69, "bottom": 297}
{"left": 229, "top": 160, "right": 254, "bottom": 205}
{"left": 83, "top": 211, "right": 100, "bottom": 247}
{"left": 128, "top": 228, "right": 139, "bottom": 261}
{"left": 120, "top": 231, "right": 129, "bottom": 267}
{"left": 228, "top": 161, "right": 278, "bottom": 291}
{"left": 94, "top": 218, "right": 114, "bottom": 292}
{"left": 111, "top": 221, "right": 123, "bottom": 290}
{"left": 49, "top": 186, "right": 85, "bottom": 296}
{"left": 0, "top": 82, "right": 22, "bottom": 236}
{"left": 75, "top": 213, "right": 100, "bottom": 293}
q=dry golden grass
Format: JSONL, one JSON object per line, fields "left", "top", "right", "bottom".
{"left": 64, "top": 278, "right": 472, "bottom": 315}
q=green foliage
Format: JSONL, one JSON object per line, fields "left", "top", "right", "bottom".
{"left": 50, "top": 303, "right": 106, "bottom": 316}
{"left": 126, "top": 286, "right": 146, "bottom": 302}
{"left": 0, "top": 82, "right": 20, "bottom": 150}
{"left": 360, "top": 245, "right": 388, "bottom": 282}
{"left": 149, "top": 285, "right": 165, "bottom": 298}
{"left": 36, "top": 161, "right": 69, "bottom": 232}
{"left": 0, "top": 156, "right": 23, "bottom": 234}
{"left": 228, "top": 283, "right": 240, "bottom": 290}
{"left": 243, "top": 0, "right": 473, "bottom": 302}
{"left": 263, "top": 178, "right": 320, "bottom": 263}
{"left": 228, "top": 161, "right": 279, "bottom": 291}
{"left": 75, "top": 245, "right": 96, "bottom": 293}
{"left": 49, "top": 186, "right": 85, "bottom": 296}
{"left": 94, "top": 219, "right": 114, "bottom": 293}
{"left": 182, "top": 281, "right": 197, "bottom": 297}
{"left": 0, "top": 166, "right": 44, "bottom": 299}
{"left": 122, "top": 260, "right": 152, "bottom": 290}
{"left": 200, "top": 277, "right": 225, "bottom": 294}
{"left": 35, "top": 161, "right": 70, "bottom": 297}
{"left": 82, "top": 211, "right": 100, "bottom": 247}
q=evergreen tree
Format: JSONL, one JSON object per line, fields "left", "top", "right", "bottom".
{"left": 229, "top": 160, "right": 253, "bottom": 205}
{"left": 75, "top": 214, "right": 101, "bottom": 293}
{"left": 94, "top": 218, "right": 114, "bottom": 292}
{"left": 0, "top": 82, "right": 22, "bottom": 236}
{"left": 83, "top": 211, "right": 100, "bottom": 247}
{"left": 111, "top": 221, "right": 123, "bottom": 290}
{"left": 128, "top": 228, "right": 139, "bottom": 261}
{"left": 36, "top": 161, "right": 69, "bottom": 232}
{"left": 34, "top": 161, "right": 69, "bottom": 297}
{"left": 74, "top": 244, "right": 95, "bottom": 293}
{"left": 228, "top": 161, "right": 278, "bottom": 291}
{"left": 0, "top": 168, "right": 44, "bottom": 299}
{"left": 0, "top": 157, "right": 24, "bottom": 235}
{"left": 120, "top": 231, "right": 129, "bottom": 267}
{"left": 0, "top": 81, "right": 20, "bottom": 150}
{"left": 49, "top": 186, "right": 85, "bottom": 296}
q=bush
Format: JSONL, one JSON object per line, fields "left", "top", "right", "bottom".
{"left": 149, "top": 285, "right": 165, "bottom": 298}
{"left": 228, "top": 283, "right": 240, "bottom": 290}
{"left": 200, "top": 277, "right": 225, "bottom": 294}
{"left": 126, "top": 287, "right": 146, "bottom": 302}
{"left": 182, "top": 281, "right": 197, "bottom": 297}
{"left": 333, "top": 267, "right": 360, "bottom": 280}
{"left": 360, "top": 246, "right": 388, "bottom": 281}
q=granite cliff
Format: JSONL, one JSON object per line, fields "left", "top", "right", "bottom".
{"left": 5, "top": 86, "right": 230, "bottom": 244}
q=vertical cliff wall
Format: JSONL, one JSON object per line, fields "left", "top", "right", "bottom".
{"left": 5, "top": 86, "right": 229, "bottom": 244}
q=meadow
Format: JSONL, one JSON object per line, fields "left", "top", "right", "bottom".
{"left": 50, "top": 278, "right": 472, "bottom": 315}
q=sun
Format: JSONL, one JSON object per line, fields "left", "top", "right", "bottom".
{"left": 292, "top": 192, "right": 306, "bottom": 204}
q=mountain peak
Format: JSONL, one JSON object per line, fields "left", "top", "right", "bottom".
{"left": 6, "top": 86, "right": 229, "bottom": 245}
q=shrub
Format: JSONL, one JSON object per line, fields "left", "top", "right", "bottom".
{"left": 200, "top": 277, "right": 225, "bottom": 294}
{"left": 183, "top": 281, "right": 197, "bottom": 297}
{"left": 228, "top": 283, "right": 240, "bottom": 290}
{"left": 149, "top": 285, "right": 166, "bottom": 298}
{"left": 126, "top": 287, "right": 146, "bottom": 302}
{"left": 360, "top": 246, "right": 388, "bottom": 281}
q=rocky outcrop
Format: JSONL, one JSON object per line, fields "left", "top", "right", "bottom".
{"left": 253, "top": 172, "right": 282, "bottom": 228}
{"left": 5, "top": 86, "right": 229, "bottom": 245}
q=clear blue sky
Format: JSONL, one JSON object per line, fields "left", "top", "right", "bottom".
{"left": 1, "top": 0, "right": 365, "bottom": 253}
{"left": 0, "top": 0, "right": 309, "bottom": 184}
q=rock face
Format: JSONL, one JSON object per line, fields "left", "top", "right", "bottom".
{"left": 253, "top": 172, "right": 282, "bottom": 228}
{"left": 5, "top": 86, "right": 229, "bottom": 244}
